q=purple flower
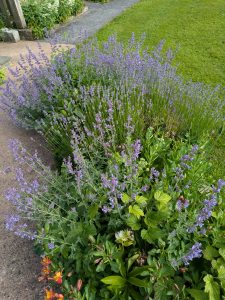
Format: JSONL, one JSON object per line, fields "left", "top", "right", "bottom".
{"left": 48, "top": 242, "right": 55, "bottom": 250}
{"left": 150, "top": 167, "right": 160, "bottom": 180}
{"left": 177, "top": 198, "right": 189, "bottom": 211}
{"left": 102, "top": 205, "right": 111, "bottom": 214}
{"left": 181, "top": 155, "right": 193, "bottom": 162}
{"left": 141, "top": 185, "right": 149, "bottom": 192}
{"left": 183, "top": 242, "right": 202, "bottom": 265}
{"left": 191, "top": 145, "right": 199, "bottom": 155}
{"left": 132, "top": 139, "right": 141, "bottom": 160}
{"left": 5, "top": 215, "right": 20, "bottom": 231}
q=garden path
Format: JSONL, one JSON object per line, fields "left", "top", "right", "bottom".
{"left": 0, "top": 0, "right": 138, "bottom": 299}
{"left": 49, "top": 0, "right": 139, "bottom": 43}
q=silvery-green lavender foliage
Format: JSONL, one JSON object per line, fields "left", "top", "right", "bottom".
{"left": 0, "top": 35, "right": 224, "bottom": 143}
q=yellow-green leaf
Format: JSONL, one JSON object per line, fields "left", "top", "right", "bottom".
{"left": 219, "top": 248, "right": 225, "bottom": 260}
{"left": 204, "top": 274, "right": 220, "bottom": 300}
{"left": 121, "top": 193, "right": 130, "bottom": 204}
{"left": 126, "top": 215, "right": 141, "bottom": 230}
{"left": 203, "top": 246, "right": 219, "bottom": 261}
{"left": 154, "top": 190, "right": 171, "bottom": 204}
{"left": 129, "top": 205, "right": 144, "bottom": 219}
{"left": 135, "top": 195, "right": 148, "bottom": 204}
{"left": 101, "top": 276, "right": 126, "bottom": 287}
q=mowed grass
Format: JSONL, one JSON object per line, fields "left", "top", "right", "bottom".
{"left": 96, "top": 0, "right": 225, "bottom": 86}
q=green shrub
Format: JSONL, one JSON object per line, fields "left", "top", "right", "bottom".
{"left": 0, "top": 15, "right": 5, "bottom": 29}
{"left": 7, "top": 130, "right": 225, "bottom": 299}
{"left": 21, "top": 0, "right": 83, "bottom": 39}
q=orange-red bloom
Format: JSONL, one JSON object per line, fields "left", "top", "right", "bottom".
{"left": 45, "top": 289, "right": 64, "bottom": 300}
{"left": 55, "top": 293, "right": 64, "bottom": 299}
{"left": 42, "top": 266, "right": 51, "bottom": 276}
{"left": 45, "top": 289, "right": 55, "bottom": 300}
{"left": 42, "top": 257, "right": 52, "bottom": 266}
{"left": 53, "top": 271, "right": 63, "bottom": 284}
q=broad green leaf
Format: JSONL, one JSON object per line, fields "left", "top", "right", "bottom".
{"left": 129, "top": 287, "right": 144, "bottom": 300}
{"left": 219, "top": 248, "right": 225, "bottom": 260}
{"left": 187, "top": 289, "right": 209, "bottom": 300}
{"left": 135, "top": 195, "right": 148, "bottom": 204}
{"left": 144, "top": 211, "right": 166, "bottom": 227}
{"left": 127, "top": 254, "right": 140, "bottom": 271}
{"left": 159, "top": 266, "right": 175, "bottom": 277}
{"left": 154, "top": 190, "right": 171, "bottom": 204}
{"left": 101, "top": 276, "right": 126, "bottom": 287}
{"left": 129, "top": 205, "right": 144, "bottom": 219}
{"left": 121, "top": 193, "right": 130, "bottom": 204}
{"left": 44, "top": 222, "right": 50, "bottom": 233}
{"left": 88, "top": 204, "right": 99, "bottom": 219}
{"left": 204, "top": 274, "right": 220, "bottom": 300}
{"left": 218, "top": 265, "right": 225, "bottom": 289}
{"left": 141, "top": 228, "right": 164, "bottom": 243}
{"left": 126, "top": 215, "right": 141, "bottom": 230}
{"left": 203, "top": 246, "right": 219, "bottom": 261}
{"left": 128, "top": 265, "right": 152, "bottom": 277}
{"left": 117, "top": 258, "right": 126, "bottom": 278}
{"left": 127, "top": 277, "right": 150, "bottom": 288}
{"left": 212, "top": 258, "right": 224, "bottom": 270}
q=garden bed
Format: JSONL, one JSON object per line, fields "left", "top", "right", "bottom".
{"left": 1, "top": 35, "right": 225, "bottom": 299}
{"left": 21, "top": 0, "right": 84, "bottom": 39}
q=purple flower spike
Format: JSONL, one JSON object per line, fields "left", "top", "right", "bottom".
{"left": 132, "top": 139, "right": 141, "bottom": 160}
{"left": 183, "top": 242, "right": 202, "bottom": 265}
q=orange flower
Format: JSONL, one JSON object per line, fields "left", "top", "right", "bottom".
{"left": 53, "top": 271, "right": 63, "bottom": 284}
{"left": 42, "top": 266, "right": 51, "bottom": 276}
{"left": 45, "top": 289, "right": 55, "bottom": 300}
{"left": 55, "top": 293, "right": 64, "bottom": 299}
{"left": 42, "top": 257, "right": 52, "bottom": 266}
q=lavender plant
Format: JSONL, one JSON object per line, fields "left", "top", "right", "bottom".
{"left": 1, "top": 35, "right": 224, "bottom": 164}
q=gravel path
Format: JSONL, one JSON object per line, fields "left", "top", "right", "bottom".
{"left": 50, "top": 0, "right": 139, "bottom": 43}
{"left": 0, "top": 0, "right": 139, "bottom": 298}
{"left": 0, "top": 112, "right": 51, "bottom": 300}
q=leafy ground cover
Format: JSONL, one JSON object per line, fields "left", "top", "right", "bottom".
{"left": 96, "top": 0, "right": 225, "bottom": 87}
{"left": 1, "top": 34, "right": 225, "bottom": 299}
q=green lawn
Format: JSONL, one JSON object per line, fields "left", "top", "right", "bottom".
{"left": 96, "top": 0, "right": 225, "bottom": 86}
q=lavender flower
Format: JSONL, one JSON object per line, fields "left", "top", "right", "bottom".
{"left": 177, "top": 198, "right": 189, "bottom": 211}
{"left": 150, "top": 167, "right": 160, "bottom": 180}
{"left": 102, "top": 205, "right": 111, "bottom": 214}
{"left": 183, "top": 242, "right": 202, "bottom": 265}
{"left": 48, "top": 242, "right": 55, "bottom": 250}
{"left": 132, "top": 140, "right": 141, "bottom": 160}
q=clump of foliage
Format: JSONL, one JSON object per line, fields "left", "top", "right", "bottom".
{"left": 1, "top": 36, "right": 224, "bottom": 163}
{"left": 2, "top": 35, "right": 225, "bottom": 299}
{"left": 21, "top": 0, "right": 83, "bottom": 39}
{"left": 0, "top": 15, "right": 5, "bottom": 29}
{"left": 0, "top": 68, "right": 6, "bottom": 85}
{"left": 6, "top": 130, "right": 225, "bottom": 299}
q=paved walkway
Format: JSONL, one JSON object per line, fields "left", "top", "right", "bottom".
{"left": 50, "top": 0, "right": 139, "bottom": 43}
{"left": 0, "top": 1, "right": 138, "bottom": 299}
